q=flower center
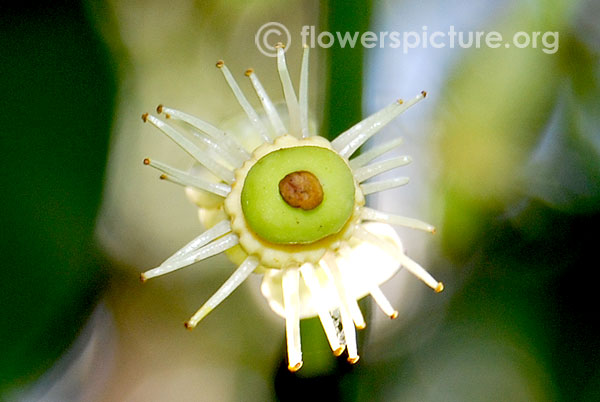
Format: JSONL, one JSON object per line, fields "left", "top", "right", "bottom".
{"left": 278, "top": 171, "right": 323, "bottom": 210}
{"left": 240, "top": 145, "right": 356, "bottom": 245}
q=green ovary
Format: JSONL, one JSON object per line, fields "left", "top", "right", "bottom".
{"left": 241, "top": 146, "right": 356, "bottom": 244}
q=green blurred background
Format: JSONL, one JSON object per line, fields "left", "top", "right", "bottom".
{"left": 1, "top": 0, "right": 599, "bottom": 401}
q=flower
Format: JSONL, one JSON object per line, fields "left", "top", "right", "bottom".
{"left": 139, "top": 44, "right": 443, "bottom": 372}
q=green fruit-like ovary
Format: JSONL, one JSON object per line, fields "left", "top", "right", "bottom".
{"left": 241, "top": 146, "right": 356, "bottom": 244}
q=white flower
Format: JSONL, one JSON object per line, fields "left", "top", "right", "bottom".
{"left": 139, "top": 45, "right": 443, "bottom": 372}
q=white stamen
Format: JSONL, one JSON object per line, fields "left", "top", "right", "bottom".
{"left": 299, "top": 263, "right": 344, "bottom": 355}
{"left": 282, "top": 267, "right": 303, "bottom": 372}
{"left": 143, "top": 114, "right": 235, "bottom": 184}
{"left": 217, "top": 61, "right": 271, "bottom": 143}
{"left": 187, "top": 130, "right": 241, "bottom": 169}
{"left": 140, "top": 233, "right": 238, "bottom": 281}
{"left": 144, "top": 158, "right": 231, "bottom": 197}
{"left": 276, "top": 45, "right": 302, "bottom": 137}
{"left": 354, "top": 227, "right": 443, "bottom": 293}
{"left": 185, "top": 256, "right": 259, "bottom": 329}
{"left": 246, "top": 69, "right": 286, "bottom": 137}
{"left": 360, "top": 177, "right": 410, "bottom": 196}
{"left": 396, "top": 253, "right": 444, "bottom": 293}
{"left": 332, "top": 91, "right": 426, "bottom": 158}
{"left": 157, "top": 105, "right": 249, "bottom": 163}
{"left": 299, "top": 45, "right": 310, "bottom": 138}
{"left": 361, "top": 207, "right": 436, "bottom": 233}
{"left": 369, "top": 286, "right": 398, "bottom": 319}
{"left": 349, "top": 137, "right": 404, "bottom": 169}
{"left": 321, "top": 254, "right": 359, "bottom": 363}
{"left": 162, "top": 220, "right": 232, "bottom": 266}
{"left": 333, "top": 248, "right": 366, "bottom": 329}
{"left": 353, "top": 155, "right": 412, "bottom": 183}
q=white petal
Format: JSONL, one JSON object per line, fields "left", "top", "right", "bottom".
{"left": 260, "top": 222, "right": 404, "bottom": 319}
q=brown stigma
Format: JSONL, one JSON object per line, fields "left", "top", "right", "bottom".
{"left": 279, "top": 171, "right": 324, "bottom": 210}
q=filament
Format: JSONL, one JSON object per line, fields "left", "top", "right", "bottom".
{"left": 369, "top": 286, "right": 398, "bottom": 319}
{"left": 332, "top": 91, "right": 426, "bottom": 158}
{"left": 299, "top": 45, "right": 310, "bottom": 138}
{"left": 353, "top": 155, "right": 412, "bottom": 183}
{"left": 360, "top": 177, "right": 410, "bottom": 196}
{"left": 140, "top": 233, "right": 238, "bottom": 281}
{"left": 143, "top": 158, "right": 231, "bottom": 197}
{"left": 361, "top": 207, "right": 436, "bottom": 233}
{"left": 217, "top": 60, "right": 271, "bottom": 143}
{"left": 246, "top": 69, "right": 287, "bottom": 137}
{"left": 321, "top": 254, "right": 360, "bottom": 363}
{"left": 349, "top": 137, "right": 404, "bottom": 169}
{"left": 299, "top": 263, "right": 344, "bottom": 355}
{"left": 185, "top": 256, "right": 259, "bottom": 328}
{"left": 142, "top": 113, "right": 234, "bottom": 184}
{"left": 282, "top": 267, "right": 303, "bottom": 371}
{"left": 276, "top": 45, "right": 302, "bottom": 137}
{"left": 157, "top": 105, "right": 249, "bottom": 163}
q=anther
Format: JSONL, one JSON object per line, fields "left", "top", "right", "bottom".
{"left": 347, "top": 356, "right": 360, "bottom": 364}
{"left": 435, "top": 282, "right": 444, "bottom": 293}
{"left": 245, "top": 68, "right": 254, "bottom": 77}
{"left": 141, "top": 113, "right": 149, "bottom": 122}
{"left": 216, "top": 60, "right": 224, "bottom": 68}
{"left": 288, "top": 362, "right": 303, "bottom": 372}
{"left": 156, "top": 104, "right": 163, "bottom": 114}
{"left": 143, "top": 158, "right": 150, "bottom": 165}
{"left": 421, "top": 90, "right": 427, "bottom": 97}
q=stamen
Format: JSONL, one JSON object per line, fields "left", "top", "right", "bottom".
{"left": 187, "top": 131, "right": 241, "bottom": 169}
{"left": 396, "top": 253, "right": 444, "bottom": 293}
{"left": 349, "top": 137, "right": 404, "bottom": 169}
{"left": 361, "top": 207, "right": 436, "bottom": 233}
{"left": 329, "top": 309, "right": 346, "bottom": 356}
{"left": 369, "top": 286, "right": 398, "bottom": 319}
{"left": 185, "top": 256, "right": 259, "bottom": 329}
{"left": 162, "top": 220, "right": 232, "bottom": 266}
{"left": 276, "top": 44, "right": 302, "bottom": 137}
{"left": 143, "top": 158, "right": 231, "bottom": 197}
{"left": 298, "top": 45, "right": 310, "bottom": 138}
{"left": 299, "top": 263, "right": 343, "bottom": 355}
{"left": 245, "top": 69, "right": 287, "bottom": 137}
{"left": 354, "top": 226, "right": 443, "bottom": 293}
{"left": 282, "top": 267, "right": 302, "bottom": 372}
{"left": 321, "top": 255, "right": 359, "bottom": 363}
{"left": 360, "top": 177, "right": 410, "bottom": 196}
{"left": 353, "top": 155, "right": 412, "bottom": 183}
{"left": 331, "top": 248, "right": 366, "bottom": 329}
{"left": 142, "top": 114, "right": 235, "bottom": 184}
{"left": 332, "top": 91, "right": 426, "bottom": 158}
{"left": 216, "top": 60, "right": 271, "bottom": 143}
{"left": 140, "top": 233, "right": 238, "bottom": 281}
{"left": 157, "top": 105, "right": 250, "bottom": 164}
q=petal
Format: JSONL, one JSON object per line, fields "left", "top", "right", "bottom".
{"left": 260, "top": 222, "right": 404, "bottom": 319}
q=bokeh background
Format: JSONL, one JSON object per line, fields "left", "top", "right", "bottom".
{"left": 2, "top": 0, "right": 599, "bottom": 401}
